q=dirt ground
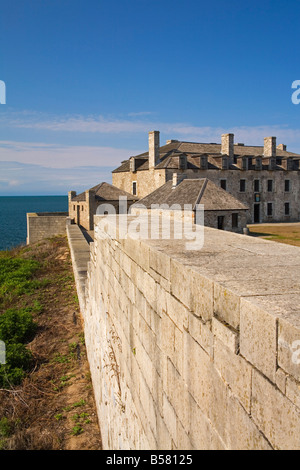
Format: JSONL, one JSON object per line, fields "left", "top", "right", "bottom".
{"left": 248, "top": 223, "right": 300, "bottom": 247}
{"left": 0, "top": 236, "right": 102, "bottom": 450}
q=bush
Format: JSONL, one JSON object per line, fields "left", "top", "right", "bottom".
{"left": 0, "top": 418, "right": 12, "bottom": 438}
{"left": 0, "top": 343, "right": 33, "bottom": 387}
{"left": 0, "top": 258, "right": 40, "bottom": 301}
{"left": 0, "top": 308, "right": 38, "bottom": 344}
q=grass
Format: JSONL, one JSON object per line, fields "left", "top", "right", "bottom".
{"left": 0, "top": 236, "right": 101, "bottom": 450}
{"left": 248, "top": 223, "right": 300, "bottom": 247}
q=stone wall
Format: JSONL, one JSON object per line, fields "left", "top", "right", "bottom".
{"left": 113, "top": 167, "right": 300, "bottom": 223}
{"left": 27, "top": 212, "right": 69, "bottom": 245}
{"left": 112, "top": 169, "right": 167, "bottom": 199}
{"left": 70, "top": 215, "right": 300, "bottom": 450}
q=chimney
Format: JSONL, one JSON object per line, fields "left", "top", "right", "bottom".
{"left": 277, "top": 144, "right": 287, "bottom": 152}
{"left": 172, "top": 173, "right": 179, "bottom": 188}
{"left": 149, "top": 131, "right": 160, "bottom": 169}
{"left": 221, "top": 133, "right": 234, "bottom": 164}
{"left": 172, "top": 173, "right": 186, "bottom": 188}
{"left": 68, "top": 191, "right": 76, "bottom": 203}
{"left": 130, "top": 157, "right": 136, "bottom": 172}
{"left": 264, "top": 137, "right": 276, "bottom": 157}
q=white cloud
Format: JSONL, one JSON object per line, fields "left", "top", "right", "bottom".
{"left": 0, "top": 141, "right": 141, "bottom": 169}
{"left": 1, "top": 111, "right": 299, "bottom": 150}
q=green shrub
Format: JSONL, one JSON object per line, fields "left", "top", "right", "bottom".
{"left": 0, "top": 308, "right": 38, "bottom": 344}
{"left": 0, "top": 417, "right": 12, "bottom": 438}
{"left": 0, "top": 343, "right": 33, "bottom": 387}
{"left": 0, "top": 258, "right": 40, "bottom": 301}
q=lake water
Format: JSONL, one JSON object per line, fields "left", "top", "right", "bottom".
{"left": 0, "top": 196, "right": 68, "bottom": 251}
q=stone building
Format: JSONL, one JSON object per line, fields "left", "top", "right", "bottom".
{"left": 112, "top": 131, "right": 300, "bottom": 224}
{"left": 69, "top": 182, "right": 137, "bottom": 231}
{"left": 131, "top": 176, "right": 249, "bottom": 233}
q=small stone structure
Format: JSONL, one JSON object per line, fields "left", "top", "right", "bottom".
{"left": 68, "top": 182, "right": 138, "bottom": 231}
{"left": 26, "top": 212, "right": 69, "bottom": 245}
{"left": 132, "top": 176, "right": 249, "bottom": 233}
{"left": 67, "top": 214, "right": 300, "bottom": 450}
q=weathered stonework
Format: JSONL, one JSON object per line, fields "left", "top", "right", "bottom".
{"left": 67, "top": 215, "right": 300, "bottom": 450}
{"left": 112, "top": 131, "right": 300, "bottom": 224}
{"left": 27, "top": 212, "right": 69, "bottom": 244}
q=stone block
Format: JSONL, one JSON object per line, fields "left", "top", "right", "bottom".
{"left": 189, "top": 393, "right": 226, "bottom": 450}
{"left": 214, "top": 338, "right": 252, "bottom": 413}
{"left": 251, "top": 369, "right": 300, "bottom": 450}
{"left": 165, "top": 358, "right": 190, "bottom": 433}
{"left": 275, "top": 368, "right": 287, "bottom": 394}
{"left": 286, "top": 376, "right": 300, "bottom": 410}
{"left": 212, "top": 317, "right": 239, "bottom": 354}
{"left": 190, "top": 270, "right": 214, "bottom": 322}
{"left": 149, "top": 247, "right": 171, "bottom": 281}
{"left": 182, "top": 332, "right": 228, "bottom": 444}
{"left": 170, "top": 259, "right": 192, "bottom": 310}
{"left": 278, "top": 316, "right": 300, "bottom": 381}
{"left": 156, "top": 413, "right": 172, "bottom": 450}
{"left": 162, "top": 393, "right": 177, "bottom": 445}
{"left": 188, "top": 314, "right": 213, "bottom": 357}
{"left": 240, "top": 297, "right": 277, "bottom": 383}
{"left": 213, "top": 283, "right": 240, "bottom": 330}
{"left": 166, "top": 293, "right": 189, "bottom": 332}
{"left": 225, "top": 395, "right": 272, "bottom": 450}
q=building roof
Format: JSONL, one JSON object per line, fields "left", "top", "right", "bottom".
{"left": 112, "top": 141, "right": 300, "bottom": 173}
{"left": 133, "top": 178, "right": 249, "bottom": 212}
{"left": 72, "top": 182, "right": 137, "bottom": 202}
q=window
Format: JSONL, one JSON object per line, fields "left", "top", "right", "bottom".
{"left": 232, "top": 213, "right": 238, "bottom": 228}
{"left": 240, "top": 179, "right": 246, "bottom": 192}
{"left": 220, "top": 179, "right": 227, "bottom": 191}
{"left": 254, "top": 180, "right": 260, "bottom": 193}
{"left": 132, "top": 181, "right": 137, "bottom": 196}
{"left": 285, "top": 203, "right": 290, "bottom": 216}
{"left": 73, "top": 205, "right": 75, "bottom": 211}
{"left": 81, "top": 205, "right": 84, "bottom": 211}
{"left": 267, "top": 203, "right": 273, "bottom": 217}
{"left": 267, "top": 180, "right": 273, "bottom": 192}
{"left": 285, "top": 180, "right": 290, "bottom": 192}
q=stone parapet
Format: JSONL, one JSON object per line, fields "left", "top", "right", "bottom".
{"left": 70, "top": 214, "right": 300, "bottom": 450}
{"left": 26, "top": 212, "right": 69, "bottom": 245}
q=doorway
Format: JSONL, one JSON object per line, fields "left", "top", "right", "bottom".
{"left": 217, "top": 216, "right": 225, "bottom": 230}
{"left": 77, "top": 205, "right": 80, "bottom": 226}
{"left": 254, "top": 204, "right": 260, "bottom": 223}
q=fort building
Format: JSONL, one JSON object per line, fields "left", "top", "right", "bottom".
{"left": 131, "top": 176, "right": 249, "bottom": 233}
{"left": 112, "top": 131, "right": 300, "bottom": 224}
{"left": 68, "top": 181, "right": 138, "bottom": 231}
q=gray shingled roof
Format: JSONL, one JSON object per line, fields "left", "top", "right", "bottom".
{"left": 112, "top": 141, "right": 300, "bottom": 173}
{"left": 133, "top": 178, "right": 248, "bottom": 212}
{"left": 73, "top": 182, "right": 137, "bottom": 202}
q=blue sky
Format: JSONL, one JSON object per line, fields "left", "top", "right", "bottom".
{"left": 1, "top": 0, "right": 300, "bottom": 195}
